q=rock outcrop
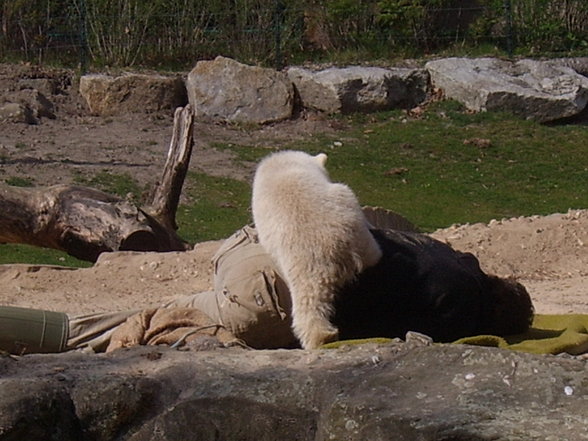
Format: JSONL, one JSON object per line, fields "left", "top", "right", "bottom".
{"left": 1, "top": 342, "right": 587, "bottom": 440}
{"left": 186, "top": 56, "right": 294, "bottom": 124}
{"left": 79, "top": 73, "right": 187, "bottom": 116}
{"left": 425, "top": 57, "right": 588, "bottom": 122}
{"left": 287, "top": 66, "right": 429, "bottom": 114}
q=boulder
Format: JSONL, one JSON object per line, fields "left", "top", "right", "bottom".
{"left": 0, "top": 102, "right": 35, "bottom": 124}
{"left": 425, "top": 57, "right": 588, "bottom": 122}
{"left": 287, "top": 66, "right": 429, "bottom": 114}
{"left": 17, "top": 77, "right": 59, "bottom": 96}
{"left": 0, "top": 90, "right": 55, "bottom": 124}
{"left": 186, "top": 56, "right": 294, "bottom": 124}
{"left": 1, "top": 342, "right": 588, "bottom": 440}
{"left": 550, "top": 57, "right": 588, "bottom": 77}
{"left": 79, "top": 73, "right": 187, "bottom": 116}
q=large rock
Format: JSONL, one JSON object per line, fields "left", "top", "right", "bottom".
{"left": 17, "top": 77, "right": 59, "bottom": 96}
{"left": 0, "top": 102, "right": 35, "bottom": 124}
{"left": 425, "top": 57, "right": 588, "bottom": 122}
{"left": 79, "top": 73, "right": 187, "bottom": 116}
{"left": 550, "top": 57, "right": 588, "bottom": 77}
{"left": 187, "top": 56, "right": 294, "bottom": 124}
{"left": 1, "top": 342, "right": 587, "bottom": 440}
{"left": 287, "top": 66, "right": 429, "bottom": 114}
{"left": 0, "top": 89, "right": 55, "bottom": 124}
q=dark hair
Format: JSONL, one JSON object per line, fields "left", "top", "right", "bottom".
{"left": 482, "top": 275, "right": 534, "bottom": 336}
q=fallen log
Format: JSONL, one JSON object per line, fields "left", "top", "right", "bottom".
{"left": 0, "top": 106, "right": 195, "bottom": 261}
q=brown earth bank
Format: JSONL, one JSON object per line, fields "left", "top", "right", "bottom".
{"left": 0, "top": 62, "right": 586, "bottom": 317}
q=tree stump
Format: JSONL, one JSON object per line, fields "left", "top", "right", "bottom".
{"left": 0, "top": 106, "right": 195, "bottom": 262}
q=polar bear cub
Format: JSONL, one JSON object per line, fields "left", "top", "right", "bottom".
{"left": 251, "top": 150, "right": 382, "bottom": 349}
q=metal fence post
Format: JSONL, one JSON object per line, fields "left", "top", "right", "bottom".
{"left": 79, "top": 0, "right": 88, "bottom": 74}
{"left": 503, "top": 0, "right": 514, "bottom": 57}
{"left": 274, "top": 0, "right": 284, "bottom": 70}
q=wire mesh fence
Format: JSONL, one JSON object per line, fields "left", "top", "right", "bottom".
{"left": 1, "top": 0, "right": 586, "bottom": 71}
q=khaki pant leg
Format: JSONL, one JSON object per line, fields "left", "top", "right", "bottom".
{"left": 162, "top": 292, "right": 221, "bottom": 324}
{"left": 67, "top": 309, "right": 141, "bottom": 352}
{"left": 0, "top": 306, "right": 68, "bottom": 354}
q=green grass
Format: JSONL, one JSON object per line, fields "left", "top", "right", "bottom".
{"left": 0, "top": 244, "right": 92, "bottom": 268}
{"left": 290, "top": 102, "right": 587, "bottom": 231}
{"left": 4, "top": 177, "right": 35, "bottom": 187}
{"left": 180, "top": 104, "right": 586, "bottom": 235}
{"left": 210, "top": 142, "right": 277, "bottom": 164}
{"left": 73, "top": 171, "right": 144, "bottom": 200}
{"left": 176, "top": 172, "right": 253, "bottom": 243}
{"left": 2, "top": 101, "right": 587, "bottom": 266}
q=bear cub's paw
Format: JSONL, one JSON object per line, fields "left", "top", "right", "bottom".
{"left": 296, "top": 320, "right": 339, "bottom": 349}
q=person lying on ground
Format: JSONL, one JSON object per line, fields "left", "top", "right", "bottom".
{"left": 0, "top": 224, "right": 533, "bottom": 354}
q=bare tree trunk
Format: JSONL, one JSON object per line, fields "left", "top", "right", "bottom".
{"left": 147, "top": 105, "right": 194, "bottom": 231}
{"left": 0, "top": 106, "right": 195, "bottom": 262}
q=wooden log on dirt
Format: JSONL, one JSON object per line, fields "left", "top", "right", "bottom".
{"left": 0, "top": 106, "right": 195, "bottom": 262}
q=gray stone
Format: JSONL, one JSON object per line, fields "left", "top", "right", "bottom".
{"left": 0, "top": 102, "right": 35, "bottom": 124}
{"left": 550, "top": 57, "right": 588, "bottom": 77}
{"left": 0, "top": 89, "right": 55, "bottom": 124}
{"left": 1, "top": 343, "right": 587, "bottom": 440}
{"left": 425, "top": 57, "right": 588, "bottom": 122}
{"left": 186, "top": 56, "right": 294, "bottom": 124}
{"left": 287, "top": 66, "right": 429, "bottom": 114}
{"left": 79, "top": 73, "right": 187, "bottom": 116}
{"left": 18, "top": 78, "right": 59, "bottom": 96}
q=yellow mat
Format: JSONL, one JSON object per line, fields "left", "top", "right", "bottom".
{"left": 455, "top": 314, "right": 588, "bottom": 355}
{"left": 323, "top": 315, "right": 588, "bottom": 355}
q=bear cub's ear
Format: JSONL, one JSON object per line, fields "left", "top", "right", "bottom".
{"left": 314, "top": 153, "right": 328, "bottom": 166}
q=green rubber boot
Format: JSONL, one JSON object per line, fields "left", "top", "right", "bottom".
{"left": 0, "top": 306, "right": 69, "bottom": 354}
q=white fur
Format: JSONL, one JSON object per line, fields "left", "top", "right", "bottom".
{"left": 251, "top": 150, "right": 382, "bottom": 349}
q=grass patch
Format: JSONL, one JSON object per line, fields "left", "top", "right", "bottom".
{"left": 210, "top": 142, "right": 276, "bottom": 164}
{"left": 303, "top": 102, "right": 588, "bottom": 231}
{"left": 0, "top": 244, "right": 92, "bottom": 268}
{"left": 4, "top": 176, "right": 35, "bottom": 187}
{"left": 203, "top": 101, "right": 587, "bottom": 232}
{"left": 176, "top": 172, "right": 252, "bottom": 243}
{"left": 74, "top": 170, "right": 143, "bottom": 200}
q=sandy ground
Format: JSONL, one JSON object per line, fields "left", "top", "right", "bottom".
{"left": 0, "top": 63, "right": 586, "bottom": 317}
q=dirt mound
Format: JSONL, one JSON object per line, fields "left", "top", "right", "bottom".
{"left": 432, "top": 209, "right": 588, "bottom": 281}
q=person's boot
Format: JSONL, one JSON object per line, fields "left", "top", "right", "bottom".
{"left": 0, "top": 306, "right": 68, "bottom": 354}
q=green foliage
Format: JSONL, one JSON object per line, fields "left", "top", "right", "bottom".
{"left": 1, "top": 0, "right": 586, "bottom": 68}
{"left": 376, "top": 0, "right": 448, "bottom": 49}
{"left": 82, "top": 0, "right": 161, "bottom": 66}
{"left": 511, "top": 0, "right": 588, "bottom": 53}
{"left": 0, "top": 0, "right": 79, "bottom": 64}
